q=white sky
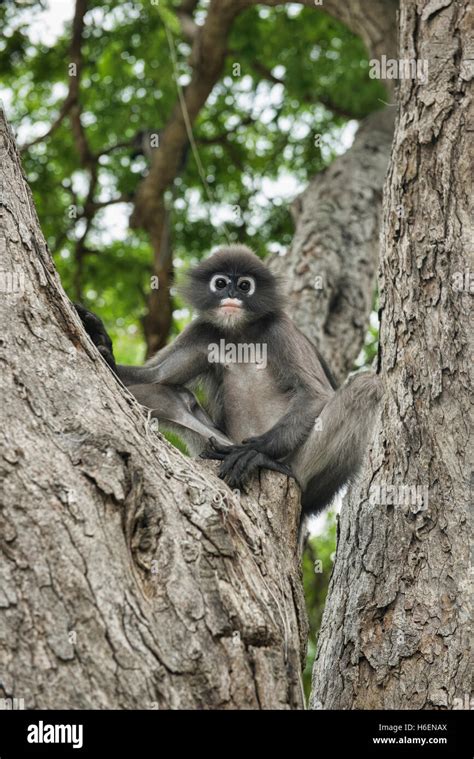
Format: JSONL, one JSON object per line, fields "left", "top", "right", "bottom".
{"left": 19, "top": 0, "right": 74, "bottom": 44}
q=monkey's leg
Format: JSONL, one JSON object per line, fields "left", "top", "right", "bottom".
{"left": 290, "top": 372, "right": 382, "bottom": 516}
{"left": 129, "top": 383, "right": 232, "bottom": 454}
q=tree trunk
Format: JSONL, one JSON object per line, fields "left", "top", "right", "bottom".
{"left": 271, "top": 107, "right": 394, "bottom": 383}
{"left": 0, "top": 110, "right": 307, "bottom": 710}
{"left": 310, "top": 0, "right": 471, "bottom": 709}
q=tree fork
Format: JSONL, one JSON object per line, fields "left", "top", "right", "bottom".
{"left": 0, "top": 109, "right": 307, "bottom": 710}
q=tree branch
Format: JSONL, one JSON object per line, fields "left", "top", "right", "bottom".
{"left": 130, "top": 0, "right": 253, "bottom": 355}
{"left": 20, "top": 0, "right": 89, "bottom": 151}
{"left": 2, "top": 105, "right": 307, "bottom": 710}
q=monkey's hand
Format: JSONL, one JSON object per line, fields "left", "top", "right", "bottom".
{"left": 200, "top": 438, "right": 293, "bottom": 490}
{"left": 74, "top": 303, "right": 117, "bottom": 372}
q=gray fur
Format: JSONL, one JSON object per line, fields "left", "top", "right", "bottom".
{"left": 77, "top": 246, "right": 382, "bottom": 516}
{"left": 291, "top": 372, "right": 382, "bottom": 515}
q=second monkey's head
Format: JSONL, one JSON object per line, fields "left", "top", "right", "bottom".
{"left": 182, "top": 245, "right": 284, "bottom": 330}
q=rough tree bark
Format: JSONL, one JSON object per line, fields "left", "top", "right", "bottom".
{"left": 0, "top": 111, "right": 307, "bottom": 710}
{"left": 271, "top": 107, "right": 394, "bottom": 384}
{"left": 311, "top": 0, "right": 471, "bottom": 709}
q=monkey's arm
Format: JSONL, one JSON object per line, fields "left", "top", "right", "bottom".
{"left": 75, "top": 304, "right": 233, "bottom": 452}
{"left": 117, "top": 326, "right": 210, "bottom": 386}
{"left": 74, "top": 304, "right": 117, "bottom": 370}
{"left": 74, "top": 304, "right": 209, "bottom": 387}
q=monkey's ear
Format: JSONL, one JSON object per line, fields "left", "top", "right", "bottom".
{"left": 74, "top": 303, "right": 117, "bottom": 371}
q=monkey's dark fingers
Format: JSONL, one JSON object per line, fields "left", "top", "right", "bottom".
{"left": 255, "top": 455, "right": 293, "bottom": 479}
{"left": 219, "top": 449, "right": 294, "bottom": 489}
{"left": 227, "top": 453, "right": 293, "bottom": 485}
{"left": 207, "top": 437, "right": 239, "bottom": 455}
{"left": 97, "top": 345, "right": 117, "bottom": 371}
{"left": 199, "top": 448, "right": 226, "bottom": 461}
{"left": 200, "top": 437, "right": 232, "bottom": 459}
{"left": 219, "top": 448, "right": 256, "bottom": 487}
{"left": 220, "top": 452, "right": 257, "bottom": 489}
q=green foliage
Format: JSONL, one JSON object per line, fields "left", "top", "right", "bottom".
{"left": 302, "top": 512, "right": 337, "bottom": 699}
{"left": 1, "top": 0, "right": 385, "bottom": 361}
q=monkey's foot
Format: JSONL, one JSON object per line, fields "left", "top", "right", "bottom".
{"left": 200, "top": 438, "right": 293, "bottom": 489}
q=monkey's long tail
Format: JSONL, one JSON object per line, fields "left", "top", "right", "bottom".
{"left": 291, "top": 372, "right": 382, "bottom": 517}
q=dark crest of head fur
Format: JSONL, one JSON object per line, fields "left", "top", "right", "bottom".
{"left": 180, "top": 245, "right": 285, "bottom": 320}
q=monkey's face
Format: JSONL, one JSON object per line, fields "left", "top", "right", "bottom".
{"left": 207, "top": 272, "right": 255, "bottom": 328}
{"left": 181, "top": 245, "right": 284, "bottom": 330}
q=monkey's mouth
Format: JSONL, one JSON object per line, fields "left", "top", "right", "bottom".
{"left": 219, "top": 299, "right": 243, "bottom": 314}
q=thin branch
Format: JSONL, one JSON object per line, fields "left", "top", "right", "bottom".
{"left": 247, "top": 58, "right": 283, "bottom": 85}
{"left": 20, "top": 0, "right": 89, "bottom": 151}
{"left": 69, "top": 103, "right": 94, "bottom": 165}
{"left": 87, "top": 193, "right": 134, "bottom": 211}
{"left": 94, "top": 138, "right": 137, "bottom": 159}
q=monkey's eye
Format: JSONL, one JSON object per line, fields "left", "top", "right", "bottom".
{"left": 237, "top": 276, "right": 256, "bottom": 295}
{"left": 210, "top": 274, "right": 230, "bottom": 292}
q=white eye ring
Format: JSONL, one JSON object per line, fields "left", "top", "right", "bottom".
{"left": 237, "top": 276, "right": 256, "bottom": 295}
{"left": 210, "top": 274, "right": 230, "bottom": 293}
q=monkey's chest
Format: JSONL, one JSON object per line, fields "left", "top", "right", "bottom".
{"left": 221, "top": 362, "right": 288, "bottom": 442}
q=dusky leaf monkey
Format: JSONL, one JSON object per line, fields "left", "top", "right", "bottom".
{"left": 75, "top": 245, "right": 381, "bottom": 516}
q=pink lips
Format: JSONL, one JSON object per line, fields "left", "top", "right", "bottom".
{"left": 219, "top": 299, "right": 242, "bottom": 312}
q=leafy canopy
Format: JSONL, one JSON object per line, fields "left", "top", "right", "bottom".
{"left": 1, "top": 0, "right": 385, "bottom": 361}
